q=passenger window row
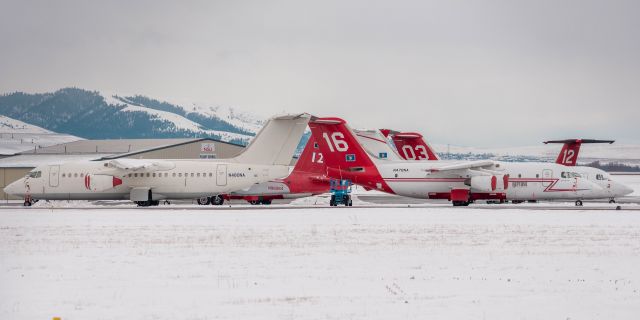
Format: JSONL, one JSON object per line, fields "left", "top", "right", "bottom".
{"left": 58, "top": 172, "right": 215, "bottom": 179}
{"left": 61, "top": 173, "right": 84, "bottom": 178}
{"left": 126, "top": 172, "right": 214, "bottom": 178}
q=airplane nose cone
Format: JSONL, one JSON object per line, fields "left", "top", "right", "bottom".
{"left": 4, "top": 180, "right": 24, "bottom": 196}
{"left": 620, "top": 183, "right": 634, "bottom": 196}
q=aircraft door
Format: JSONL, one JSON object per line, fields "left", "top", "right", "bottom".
{"left": 49, "top": 165, "right": 60, "bottom": 187}
{"left": 216, "top": 164, "right": 227, "bottom": 186}
{"left": 542, "top": 169, "right": 552, "bottom": 187}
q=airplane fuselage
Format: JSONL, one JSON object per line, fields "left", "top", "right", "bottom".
{"left": 7, "top": 160, "right": 290, "bottom": 201}
{"left": 361, "top": 160, "right": 629, "bottom": 201}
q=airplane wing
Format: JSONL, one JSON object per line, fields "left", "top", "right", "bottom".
{"left": 103, "top": 158, "right": 176, "bottom": 174}
{"left": 428, "top": 160, "right": 495, "bottom": 173}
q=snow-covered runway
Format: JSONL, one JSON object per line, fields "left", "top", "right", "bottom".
{"left": 2, "top": 207, "right": 640, "bottom": 319}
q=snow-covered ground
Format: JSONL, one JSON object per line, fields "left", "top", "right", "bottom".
{"left": 2, "top": 208, "right": 640, "bottom": 319}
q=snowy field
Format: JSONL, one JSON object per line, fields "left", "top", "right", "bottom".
{"left": 2, "top": 207, "right": 640, "bottom": 320}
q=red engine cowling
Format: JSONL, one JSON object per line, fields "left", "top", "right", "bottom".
{"left": 84, "top": 174, "right": 123, "bottom": 191}
{"left": 469, "top": 175, "right": 508, "bottom": 193}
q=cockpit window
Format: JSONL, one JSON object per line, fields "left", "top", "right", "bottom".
{"left": 27, "top": 171, "right": 42, "bottom": 178}
{"left": 561, "top": 172, "right": 581, "bottom": 178}
{"left": 596, "top": 174, "right": 608, "bottom": 180}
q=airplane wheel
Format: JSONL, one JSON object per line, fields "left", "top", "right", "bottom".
{"left": 330, "top": 195, "right": 336, "bottom": 206}
{"left": 575, "top": 200, "right": 583, "bottom": 206}
{"left": 261, "top": 199, "right": 272, "bottom": 205}
{"left": 23, "top": 200, "right": 32, "bottom": 207}
{"left": 152, "top": 200, "right": 160, "bottom": 206}
{"left": 249, "top": 200, "right": 259, "bottom": 205}
{"left": 197, "top": 197, "right": 211, "bottom": 205}
{"left": 348, "top": 199, "right": 353, "bottom": 207}
{"left": 609, "top": 199, "right": 616, "bottom": 204}
{"left": 452, "top": 201, "right": 468, "bottom": 207}
{"left": 211, "top": 195, "right": 224, "bottom": 206}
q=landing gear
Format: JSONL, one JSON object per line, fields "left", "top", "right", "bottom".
{"left": 136, "top": 200, "right": 160, "bottom": 207}
{"left": 23, "top": 196, "right": 34, "bottom": 207}
{"left": 249, "top": 199, "right": 272, "bottom": 205}
{"left": 211, "top": 195, "right": 224, "bottom": 206}
{"left": 575, "top": 200, "right": 583, "bottom": 206}
{"left": 609, "top": 199, "right": 616, "bottom": 204}
{"left": 452, "top": 201, "right": 470, "bottom": 207}
{"left": 197, "top": 197, "right": 211, "bottom": 205}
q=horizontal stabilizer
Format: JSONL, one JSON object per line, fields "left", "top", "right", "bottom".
{"left": 544, "top": 139, "right": 614, "bottom": 145}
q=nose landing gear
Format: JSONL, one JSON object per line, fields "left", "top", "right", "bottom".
{"left": 575, "top": 200, "right": 583, "bottom": 206}
{"left": 22, "top": 195, "right": 36, "bottom": 207}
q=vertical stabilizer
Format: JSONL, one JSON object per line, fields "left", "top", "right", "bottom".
{"left": 544, "top": 139, "right": 614, "bottom": 166}
{"left": 234, "top": 113, "right": 311, "bottom": 166}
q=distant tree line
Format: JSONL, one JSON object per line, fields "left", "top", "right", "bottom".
{"left": 584, "top": 161, "right": 640, "bottom": 172}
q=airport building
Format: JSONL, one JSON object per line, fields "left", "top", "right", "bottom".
{"left": 0, "top": 138, "right": 245, "bottom": 200}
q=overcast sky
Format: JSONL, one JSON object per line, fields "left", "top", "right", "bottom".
{"left": 1, "top": 0, "right": 638, "bottom": 147}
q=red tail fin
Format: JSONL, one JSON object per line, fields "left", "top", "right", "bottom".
{"left": 291, "top": 136, "right": 326, "bottom": 174}
{"left": 544, "top": 139, "right": 614, "bottom": 166}
{"left": 387, "top": 131, "right": 440, "bottom": 160}
{"left": 555, "top": 141, "right": 582, "bottom": 166}
{"left": 309, "top": 118, "right": 392, "bottom": 192}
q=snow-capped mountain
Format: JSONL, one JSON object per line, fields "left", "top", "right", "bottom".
{"left": 181, "top": 104, "right": 265, "bottom": 134}
{"left": 0, "top": 115, "right": 81, "bottom": 155}
{"left": 0, "top": 115, "right": 52, "bottom": 133}
{"left": 0, "top": 88, "right": 264, "bottom": 145}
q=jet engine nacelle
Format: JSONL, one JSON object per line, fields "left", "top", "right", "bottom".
{"left": 468, "top": 175, "right": 509, "bottom": 193}
{"left": 84, "top": 174, "right": 123, "bottom": 191}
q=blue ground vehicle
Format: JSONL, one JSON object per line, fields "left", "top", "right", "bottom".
{"left": 329, "top": 179, "right": 353, "bottom": 206}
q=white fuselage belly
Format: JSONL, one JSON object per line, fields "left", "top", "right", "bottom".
{"left": 18, "top": 160, "right": 289, "bottom": 201}
{"left": 377, "top": 161, "right": 613, "bottom": 200}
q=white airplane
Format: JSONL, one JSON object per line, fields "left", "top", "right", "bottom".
{"left": 5, "top": 114, "right": 311, "bottom": 206}
{"left": 383, "top": 130, "right": 631, "bottom": 205}
{"left": 309, "top": 117, "right": 633, "bottom": 206}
